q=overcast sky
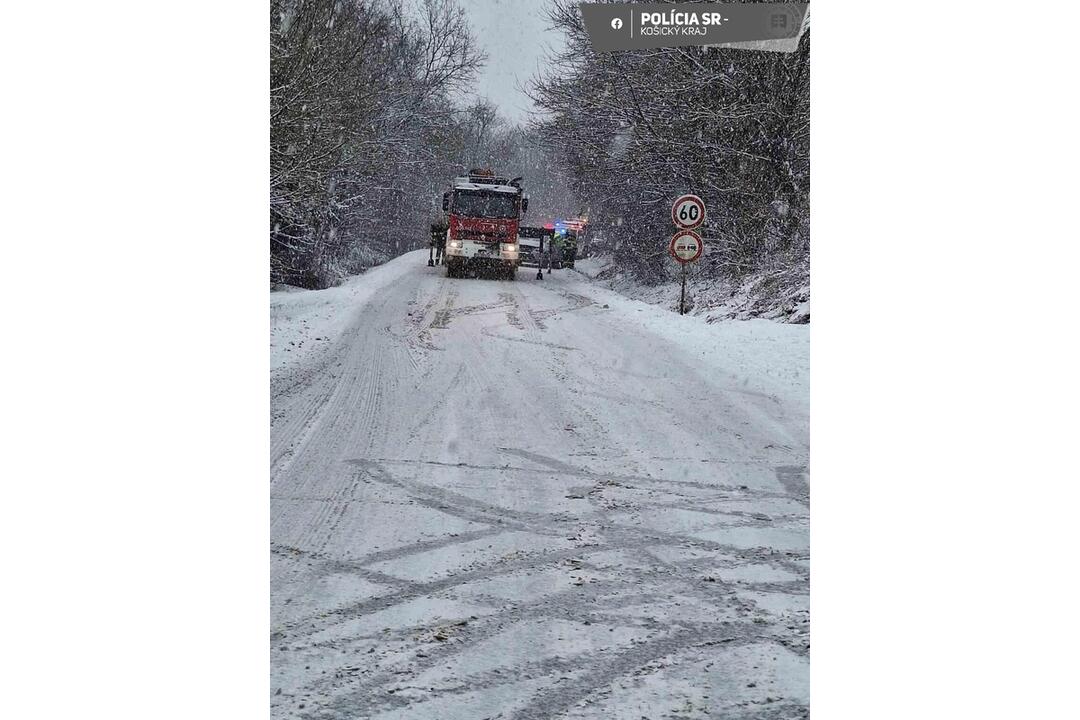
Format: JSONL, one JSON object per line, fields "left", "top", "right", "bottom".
{"left": 453, "top": 0, "right": 563, "bottom": 125}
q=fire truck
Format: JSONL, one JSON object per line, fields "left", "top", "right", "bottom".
{"left": 441, "top": 169, "right": 529, "bottom": 280}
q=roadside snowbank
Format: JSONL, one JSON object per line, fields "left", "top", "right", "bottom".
{"left": 270, "top": 250, "right": 425, "bottom": 374}
{"left": 575, "top": 255, "right": 809, "bottom": 324}
{"left": 557, "top": 270, "right": 809, "bottom": 420}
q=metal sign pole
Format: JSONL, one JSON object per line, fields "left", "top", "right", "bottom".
{"left": 680, "top": 262, "right": 687, "bottom": 315}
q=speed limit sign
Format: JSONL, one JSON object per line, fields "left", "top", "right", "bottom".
{"left": 671, "top": 194, "right": 705, "bottom": 230}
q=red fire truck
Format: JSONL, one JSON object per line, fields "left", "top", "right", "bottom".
{"left": 441, "top": 169, "right": 529, "bottom": 280}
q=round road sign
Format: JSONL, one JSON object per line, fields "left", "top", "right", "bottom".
{"left": 669, "top": 230, "right": 703, "bottom": 263}
{"left": 671, "top": 194, "right": 706, "bottom": 230}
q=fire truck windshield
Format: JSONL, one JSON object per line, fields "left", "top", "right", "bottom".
{"left": 452, "top": 190, "right": 518, "bottom": 219}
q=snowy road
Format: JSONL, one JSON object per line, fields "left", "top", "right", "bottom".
{"left": 271, "top": 251, "right": 809, "bottom": 719}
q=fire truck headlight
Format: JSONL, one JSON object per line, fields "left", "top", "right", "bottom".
{"left": 448, "top": 239, "right": 462, "bottom": 249}
{"left": 503, "top": 243, "right": 517, "bottom": 252}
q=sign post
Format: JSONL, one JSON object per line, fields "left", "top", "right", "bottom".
{"left": 670, "top": 194, "right": 706, "bottom": 315}
{"left": 681, "top": 263, "right": 687, "bottom": 316}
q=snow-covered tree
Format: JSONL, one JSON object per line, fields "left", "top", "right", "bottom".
{"left": 530, "top": 0, "right": 810, "bottom": 284}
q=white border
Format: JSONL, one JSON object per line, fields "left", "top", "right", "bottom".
{"left": 4, "top": 2, "right": 267, "bottom": 717}
{"left": 815, "top": 2, "right": 1078, "bottom": 717}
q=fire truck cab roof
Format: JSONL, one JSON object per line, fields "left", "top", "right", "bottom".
{"left": 453, "top": 170, "right": 522, "bottom": 194}
{"left": 452, "top": 178, "right": 520, "bottom": 194}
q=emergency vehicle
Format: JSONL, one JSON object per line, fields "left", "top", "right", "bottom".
{"left": 441, "top": 170, "right": 529, "bottom": 280}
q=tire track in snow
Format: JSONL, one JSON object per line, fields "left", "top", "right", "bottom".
{"left": 277, "top": 457, "right": 806, "bottom": 643}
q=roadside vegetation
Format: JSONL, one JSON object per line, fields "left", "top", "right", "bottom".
{"left": 530, "top": 1, "right": 809, "bottom": 290}
{"left": 271, "top": 0, "right": 483, "bottom": 287}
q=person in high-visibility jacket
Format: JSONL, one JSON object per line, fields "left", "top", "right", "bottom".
{"left": 544, "top": 230, "right": 564, "bottom": 273}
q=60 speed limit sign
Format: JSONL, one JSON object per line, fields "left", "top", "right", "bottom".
{"left": 671, "top": 194, "right": 705, "bottom": 230}
{"left": 669, "top": 230, "right": 703, "bottom": 264}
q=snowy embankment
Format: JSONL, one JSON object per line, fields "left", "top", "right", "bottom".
{"left": 270, "top": 250, "right": 426, "bottom": 374}
{"left": 562, "top": 263, "right": 809, "bottom": 422}
{"left": 575, "top": 255, "right": 810, "bottom": 324}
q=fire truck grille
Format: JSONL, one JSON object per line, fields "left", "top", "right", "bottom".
{"left": 458, "top": 230, "right": 504, "bottom": 243}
